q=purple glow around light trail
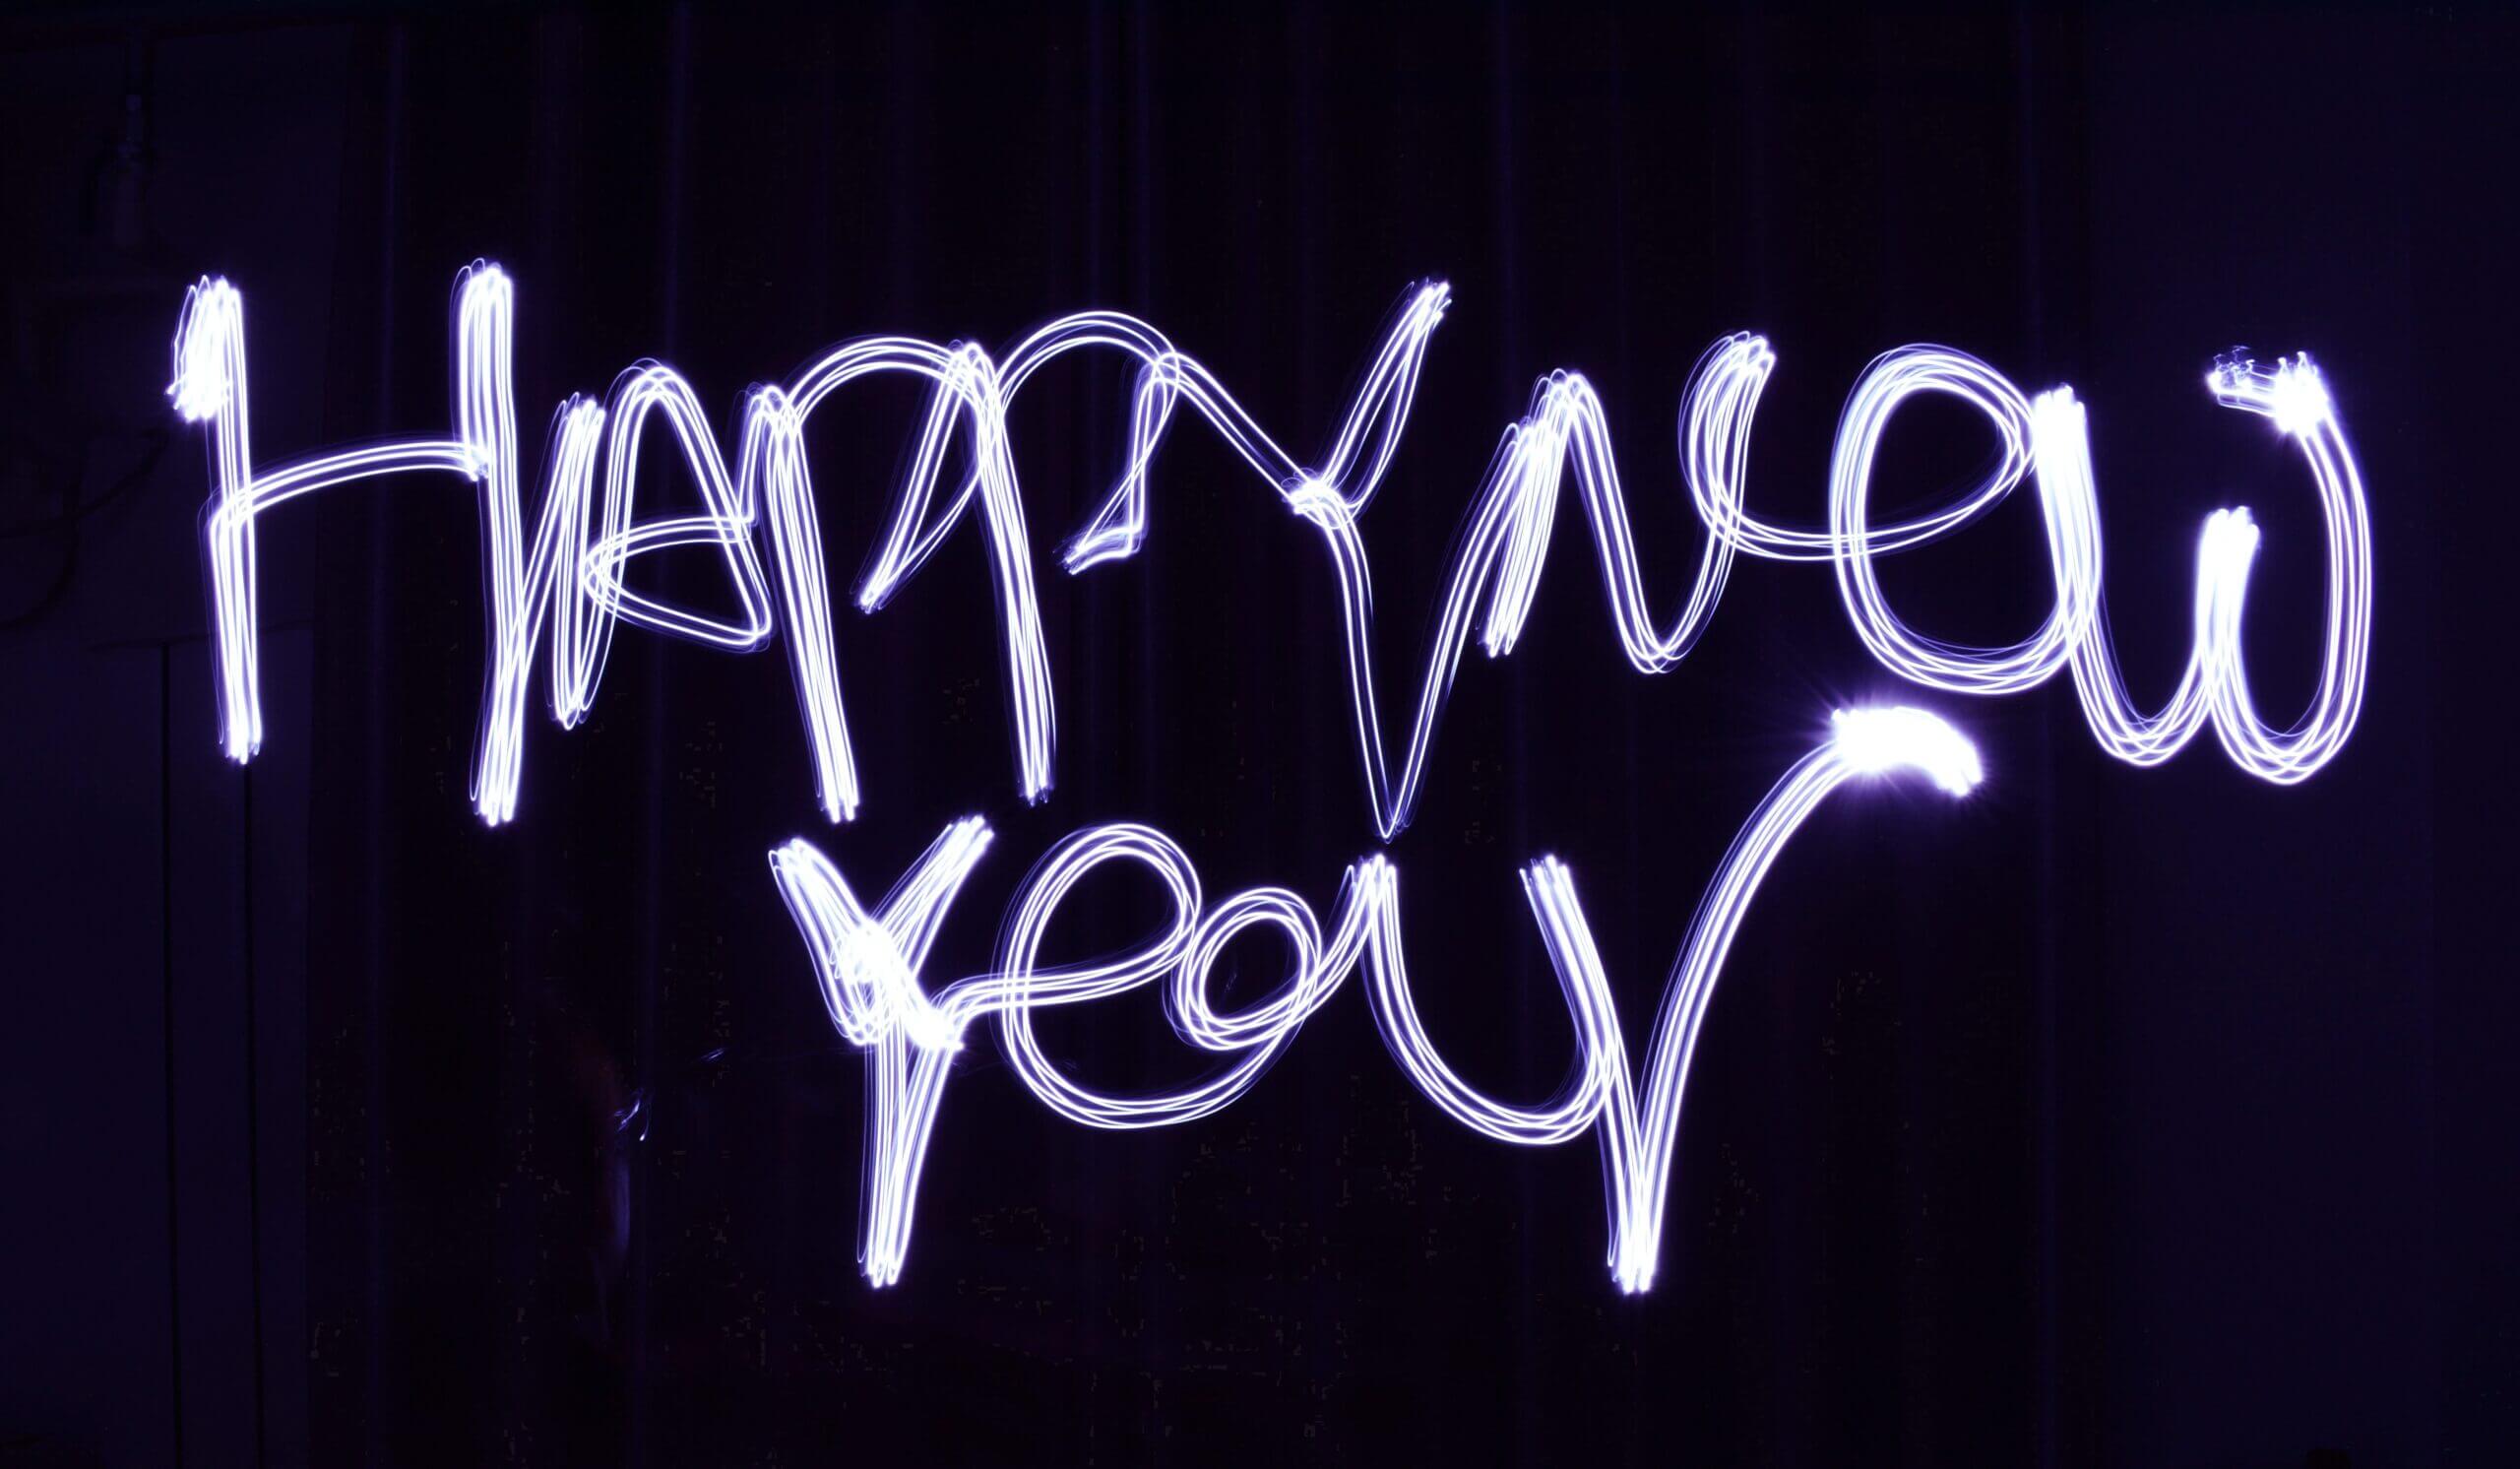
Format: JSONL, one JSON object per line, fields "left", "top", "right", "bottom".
{"left": 168, "top": 263, "right": 2370, "bottom": 1290}
{"left": 770, "top": 708, "right": 1983, "bottom": 1291}
{"left": 170, "top": 263, "right": 2370, "bottom": 832}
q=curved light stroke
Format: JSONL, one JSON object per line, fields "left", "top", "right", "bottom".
{"left": 173, "top": 263, "right": 2370, "bottom": 832}
{"left": 1800, "top": 345, "right": 2368, "bottom": 783}
{"left": 862, "top": 318, "right": 2365, "bottom": 824}
{"left": 770, "top": 817, "right": 1375, "bottom": 1285}
{"left": 1366, "top": 706, "right": 1982, "bottom": 1294}
{"left": 770, "top": 707, "right": 1979, "bottom": 1291}
{"left": 172, "top": 264, "right": 779, "bottom": 825}
{"left": 2048, "top": 356, "right": 2371, "bottom": 782}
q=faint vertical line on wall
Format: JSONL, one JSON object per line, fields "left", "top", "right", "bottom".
{"left": 362, "top": 26, "right": 410, "bottom": 1460}
{"left": 628, "top": 12, "right": 697, "bottom": 1467}
{"left": 1483, "top": 6, "right": 1542, "bottom": 1461}
{"left": 242, "top": 764, "right": 269, "bottom": 1467}
{"left": 2010, "top": 6, "right": 2061, "bottom": 1464}
{"left": 1131, "top": 0, "right": 1160, "bottom": 815}
{"left": 160, "top": 643, "right": 187, "bottom": 1469}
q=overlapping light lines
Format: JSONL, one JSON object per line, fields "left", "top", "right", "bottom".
{"left": 771, "top": 708, "right": 1981, "bottom": 1290}
{"left": 172, "top": 262, "right": 2368, "bottom": 832}
{"left": 169, "top": 260, "right": 2371, "bottom": 1290}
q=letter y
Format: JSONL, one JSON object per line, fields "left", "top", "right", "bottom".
{"left": 768, "top": 817, "right": 992, "bottom": 1285}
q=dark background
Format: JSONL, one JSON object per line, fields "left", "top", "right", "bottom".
{"left": 3, "top": 3, "right": 2511, "bottom": 1465}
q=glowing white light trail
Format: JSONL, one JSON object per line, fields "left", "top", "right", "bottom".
{"left": 1368, "top": 706, "right": 1982, "bottom": 1293}
{"left": 169, "top": 261, "right": 2371, "bottom": 1295}
{"left": 171, "top": 264, "right": 2370, "bottom": 837}
{"left": 772, "top": 708, "right": 1978, "bottom": 1290}
{"left": 173, "top": 265, "right": 779, "bottom": 825}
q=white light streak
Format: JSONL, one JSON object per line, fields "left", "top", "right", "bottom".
{"left": 174, "top": 264, "right": 777, "bottom": 824}
{"left": 171, "top": 259, "right": 2374, "bottom": 1297}
{"left": 2053, "top": 355, "right": 2372, "bottom": 783}
{"left": 1372, "top": 707, "right": 1981, "bottom": 1293}
{"left": 768, "top": 818, "right": 992, "bottom": 1285}
{"left": 770, "top": 816, "right": 1379, "bottom": 1284}
{"left": 772, "top": 709, "right": 1978, "bottom": 1292}
{"left": 174, "top": 265, "right": 2372, "bottom": 832}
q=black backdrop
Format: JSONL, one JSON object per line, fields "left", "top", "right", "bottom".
{"left": 3, "top": 4, "right": 2513, "bottom": 1466}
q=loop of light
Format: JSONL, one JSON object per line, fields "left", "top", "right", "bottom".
{"left": 771, "top": 708, "right": 1982, "bottom": 1291}
{"left": 170, "top": 263, "right": 2369, "bottom": 835}
{"left": 167, "top": 263, "right": 2371, "bottom": 1291}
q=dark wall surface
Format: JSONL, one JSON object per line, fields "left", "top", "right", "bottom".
{"left": 2, "top": 4, "right": 2511, "bottom": 1465}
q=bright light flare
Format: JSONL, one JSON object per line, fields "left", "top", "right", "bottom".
{"left": 1829, "top": 706, "right": 1984, "bottom": 795}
